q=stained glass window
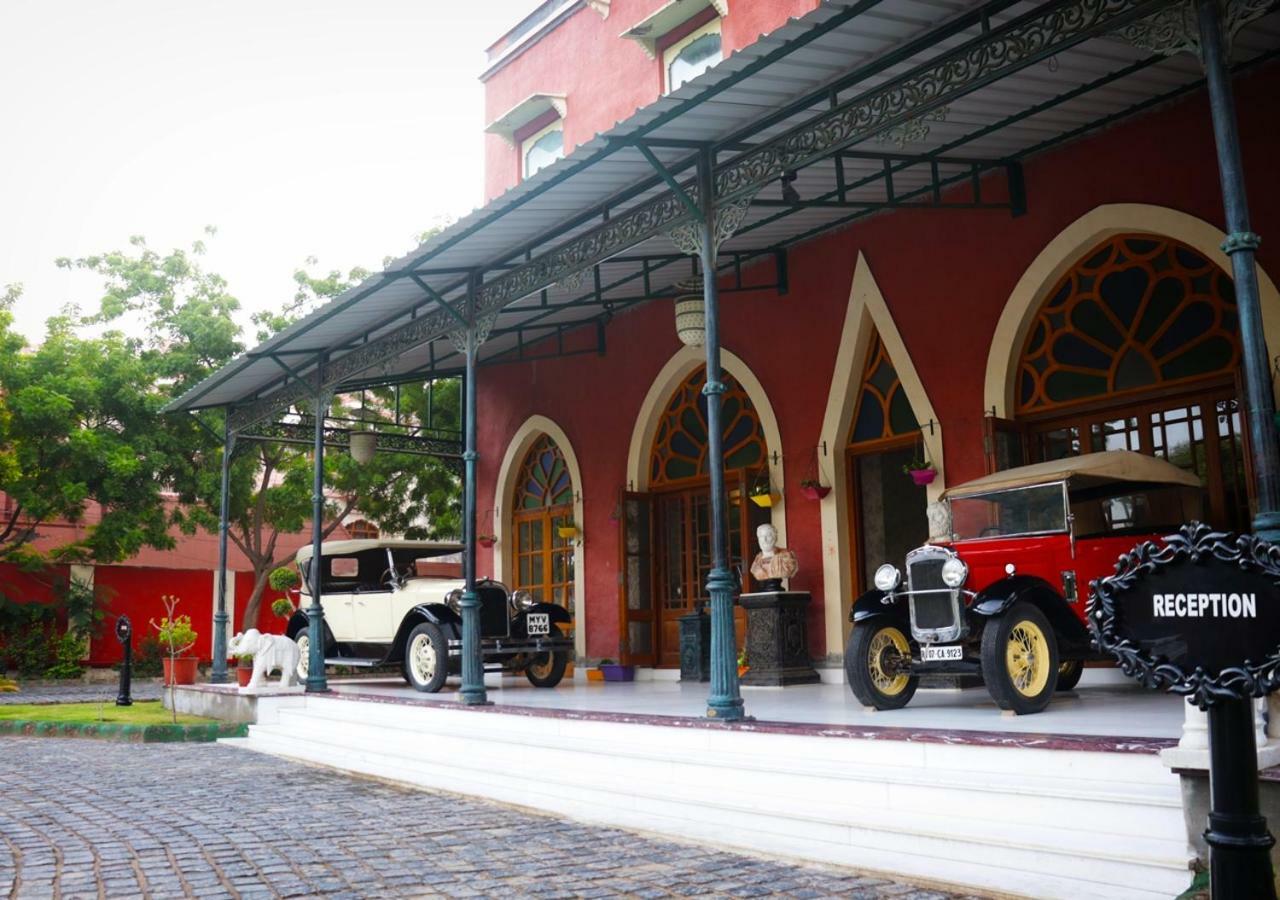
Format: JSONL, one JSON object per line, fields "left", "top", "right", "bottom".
{"left": 849, "top": 328, "right": 919, "bottom": 444}
{"left": 649, "top": 366, "right": 766, "bottom": 486}
{"left": 1016, "top": 235, "right": 1239, "bottom": 413}
{"left": 514, "top": 435, "right": 574, "bottom": 510}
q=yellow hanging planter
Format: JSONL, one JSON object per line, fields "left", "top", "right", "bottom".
{"left": 749, "top": 491, "right": 774, "bottom": 508}
{"left": 557, "top": 524, "right": 580, "bottom": 540}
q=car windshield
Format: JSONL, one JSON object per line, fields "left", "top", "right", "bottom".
{"left": 949, "top": 482, "right": 1067, "bottom": 540}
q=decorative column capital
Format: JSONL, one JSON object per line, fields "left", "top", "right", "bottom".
{"left": 462, "top": 450, "right": 478, "bottom": 462}
{"left": 1222, "top": 230, "right": 1262, "bottom": 254}
{"left": 447, "top": 311, "right": 498, "bottom": 356}
{"left": 1113, "top": 0, "right": 1270, "bottom": 59}
{"left": 665, "top": 189, "right": 759, "bottom": 259}
{"left": 701, "top": 379, "right": 727, "bottom": 396}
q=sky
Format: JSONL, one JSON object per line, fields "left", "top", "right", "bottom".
{"left": 0, "top": 0, "right": 535, "bottom": 342}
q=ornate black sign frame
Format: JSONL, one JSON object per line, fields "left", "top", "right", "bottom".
{"left": 1088, "top": 522, "right": 1280, "bottom": 710}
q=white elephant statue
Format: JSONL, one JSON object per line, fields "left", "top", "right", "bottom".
{"left": 228, "top": 629, "right": 301, "bottom": 690}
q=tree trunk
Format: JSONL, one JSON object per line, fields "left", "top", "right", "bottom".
{"left": 239, "top": 567, "right": 272, "bottom": 633}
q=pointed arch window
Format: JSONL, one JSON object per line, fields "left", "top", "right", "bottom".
{"left": 512, "top": 435, "right": 574, "bottom": 620}
{"left": 848, "top": 328, "right": 920, "bottom": 445}
{"left": 648, "top": 366, "right": 766, "bottom": 486}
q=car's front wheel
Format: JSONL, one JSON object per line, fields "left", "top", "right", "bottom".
{"left": 403, "top": 622, "right": 448, "bottom": 693}
{"left": 981, "top": 601, "right": 1059, "bottom": 714}
{"left": 525, "top": 627, "right": 569, "bottom": 688}
{"left": 845, "top": 619, "right": 918, "bottom": 710}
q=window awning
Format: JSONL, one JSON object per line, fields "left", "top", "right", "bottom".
{"left": 485, "top": 93, "right": 568, "bottom": 144}
{"left": 164, "top": 0, "right": 1280, "bottom": 434}
{"left": 621, "top": 0, "right": 728, "bottom": 58}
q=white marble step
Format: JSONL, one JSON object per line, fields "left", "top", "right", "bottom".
{"left": 231, "top": 696, "right": 1193, "bottom": 900}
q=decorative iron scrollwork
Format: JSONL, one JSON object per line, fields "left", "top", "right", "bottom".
{"left": 1088, "top": 522, "right": 1280, "bottom": 709}
{"left": 1113, "top": 0, "right": 1271, "bottom": 58}
{"left": 876, "top": 107, "right": 950, "bottom": 149}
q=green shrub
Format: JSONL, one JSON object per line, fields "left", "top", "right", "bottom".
{"left": 131, "top": 634, "right": 164, "bottom": 677}
{"left": 268, "top": 567, "right": 301, "bottom": 592}
{"left": 0, "top": 598, "right": 60, "bottom": 676}
{"left": 271, "top": 597, "right": 296, "bottom": 619}
{"left": 152, "top": 615, "right": 197, "bottom": 656}
{"left": 44, "top": 633, "right": 87, "bottom": 679}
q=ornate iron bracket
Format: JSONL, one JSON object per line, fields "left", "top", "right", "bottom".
{"left": 875, "top": 106, "right": 951, "bottom": 149}
{"left": 1113, "top": 0, "right": 1272, "bottom": 58}
{"left": 666, "top": 190, "right": 759, "bottom": 257}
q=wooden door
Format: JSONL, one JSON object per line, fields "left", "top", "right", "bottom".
{"left": 618, "top": 491, "right": 655, "bottom": 667}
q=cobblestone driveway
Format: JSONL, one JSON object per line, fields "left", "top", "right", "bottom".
{"left": 0, "top": 681, "right": 163, "bottom": 705}
{"left": 0, "top": 738, "right": 976, "bottom": 900}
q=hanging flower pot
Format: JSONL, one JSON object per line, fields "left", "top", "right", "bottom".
{"left": 673, "top": 277, "right": 705, "bottom": 347}
{"left": 799, "top": 481, "right": 830, "bottom": 501}
{"left": 349, "top": 432, "right": 377, "bottom": 465}
{"left": 908, "top": 467, "right": 937, "bottom": 486}
{"left": 477, "top": 534, "right": 497, "bottom": 548}
{"left": 557, "top": 524, "right": 579, "bottom": 540}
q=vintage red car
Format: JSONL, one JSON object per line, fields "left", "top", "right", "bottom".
{"left": 845, "top": 451, "right": 1203, "bottom": 714}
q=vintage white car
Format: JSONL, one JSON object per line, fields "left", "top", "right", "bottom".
{"left": 287, "top": 539, "right": 573, "bottom": 692}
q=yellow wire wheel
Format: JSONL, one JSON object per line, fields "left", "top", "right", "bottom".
{"left": 868, "top": 626, "right": 912, "bottom": 696}
{"left": 845, "top": 619, "right": 919, "bottom": 710}
{"left": 980, "top": 600, "right": 1059, "bottom": 715}
{"left": 1006, "top": 620, "right": 1051, "bottom": 697}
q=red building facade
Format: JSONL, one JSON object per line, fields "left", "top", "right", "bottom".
{"left": 472, "top": 1, "right": 1280, "bottom": 669}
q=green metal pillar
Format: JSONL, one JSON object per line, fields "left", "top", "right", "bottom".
{"left": 306, "top": 376, "right": 330, "bottom": 694}
{"left": 209, "top": 411, "right": 234, "bottom": 684}
{"left": 698, "top": 146, "right": 746, "bottom": 722}
{"left": 1196, "top": 0, "right": 1280, "bottom": 544}
{"left": 458, "top": 284, "right": 488, "bottom": 705}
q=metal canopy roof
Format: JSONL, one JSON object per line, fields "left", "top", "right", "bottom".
{"left": 167, "top": 0, "right": 1280, "bottom": 426}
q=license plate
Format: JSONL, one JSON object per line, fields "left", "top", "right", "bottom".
{"left": 526, "top": 612, "right": 550, "bottom": 636}
{"left": 920, "top": 644, "right": 963, "bottom": 662}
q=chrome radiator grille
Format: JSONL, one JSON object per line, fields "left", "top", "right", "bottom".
{"left": 906, "top": 548, "right": 962, "bottom": 640}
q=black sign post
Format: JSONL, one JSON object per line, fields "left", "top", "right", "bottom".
{"left": 1090, "top": 523, "right": 1280, "bottom": 900}
{"left": 115, "top": 615, "right": 133, "bottom": 707}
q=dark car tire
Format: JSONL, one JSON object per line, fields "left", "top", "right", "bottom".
{"left": 845, "top": 619, "right": 918, "bottom": 710}
{"left": 1056, "top": 658, "right": 1084, "bottom": 692}
{"left": 403, "top": 622, "right": 448, "bottom": 693}
{"left": 525, "top": 625, "right": 569, "bottom": 688}
{"left": 981, "top": 601, "right": 1059, "bottom": 715}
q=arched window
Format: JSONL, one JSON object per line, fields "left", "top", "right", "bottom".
{"left": 649, "top": 366, "right": 765, "bottom": 486}
{"left": 849, "top": 329, "right": 920, "bottom": 445}
{"left": 1016, "top": 235, "right": 1238, "bottom": 413}
{"left": 664, "top": 20, "right": 722, "bottom": 93}
{"left": 512, "top": 435, "right": 574, "bottom": 620}
{"left": 346, "top": 519, "right": 379, "bottom": 540}
{"left": 522, "top": 122, "right": 564, "bottom": 179}
{"left": 1012, "top": 233, "right": 1248, "bottom": 530}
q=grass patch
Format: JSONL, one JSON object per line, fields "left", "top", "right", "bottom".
{"left": 0, "top": 701, "right": 212, "bottom": 726}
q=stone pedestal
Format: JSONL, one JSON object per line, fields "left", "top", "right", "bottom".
{"left": 739, "top": 591, "right": 820, "bottom": 686}
{"left": 678, "top": 611, "right": 711, "bottom": 682}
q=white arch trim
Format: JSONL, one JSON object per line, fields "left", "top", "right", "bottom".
{"left": 986, "top": 203, "right": 1280, "bottom": 416}
{"left": 493, "top": 414, "right": 588, "bottom": 660}
{"left": 816, "top": 252, "right": 944, "bottom": 662}
{"left": 625, "top": 346, "right": 788, "bottom": 550}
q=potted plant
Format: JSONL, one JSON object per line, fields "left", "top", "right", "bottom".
{"left": 799, "top": 478, "right": 830, "bottom": 501}
{"left": 234, "top": 648, "right": 255, "bottom": 688}
{"left": 737, "top": 647, "right": 750, "bottom": 678}
{"left": 749, "top": 473, "right": 775, "bottom": 508}
{"left": 597, "top": 658, "right": 635, "bottom": 682}
{"left": 476, "top": 533, "right": 497, "bottom": 548}
{"left": 151, "top": 594, "right": 198, "bottom": 713}
{"left": 903, "top": 455, "right": 937, "bottom": 486}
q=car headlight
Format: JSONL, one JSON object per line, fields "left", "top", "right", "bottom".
{"left": 510, "top": 589, "right": 535, "bottom": 614}
{"left": 445, "top": 588, "right": 462, "bottom": 613}
{"left": 941, "top": 557, "right": 969, "bottom": 588}
{"left": 873, "top": 564, "right": 901, "bottom": 592}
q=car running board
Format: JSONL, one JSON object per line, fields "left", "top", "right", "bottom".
{"left": 323, "top": 657, "right": 383, "bottom": 667}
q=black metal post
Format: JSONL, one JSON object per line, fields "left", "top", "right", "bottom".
{"left": 698, "top": 146, "right": 746, "bottom": 722}
{"left": 1205, "top": 697, "right": 1276, "bottom": 899}
{"left": 210, "top": 412, "right": 234, "bottom": 684}
{"left": 459, "top": 281, "right": 487, "bottom": 705}
{"left": 306, "top": 373, "right": 329, "bottom": 693}
{"left": 1197, "top": 0, "right": 1280, "bottom": 544}
{"left": 115, "top": 615, "right": 133, "bottom": 707}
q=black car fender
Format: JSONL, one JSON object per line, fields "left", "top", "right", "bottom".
{"left": 969, "top": 575, "right": 1091, "bottom": 652}
{"left": 285, "top": 610, "right": 336, "bottom": 652}
{"left": 386, "top": 604, "right": 463, "bottom": 662}
{"left": 849, "top": 588, "right": 908, "bottom": 624}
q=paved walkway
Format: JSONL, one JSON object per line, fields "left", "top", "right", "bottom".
{"left": 0, "top": 738, "right": 976, "bottom": 899}
{"left": 0, "top": 681, "right": 163, "bottom": 705}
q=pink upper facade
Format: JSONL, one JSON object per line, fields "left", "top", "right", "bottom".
{"left": 482, "top": 0, "right": 819, "bottom": 201}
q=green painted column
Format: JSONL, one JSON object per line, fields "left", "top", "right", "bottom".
{"left": 209, "top": 412, "right": 234, "bottom": 684}
{"left": 306, "top": 381, "right": 331, "bottom": 693}
{"left": 1196, "top": 0, "right": 1280, "bottom": 544}
{"left": 458, "top": 303, "right": 488, "bottom": 705}
{"left": 697, "top": 146, "right": 746, "bottom": 722}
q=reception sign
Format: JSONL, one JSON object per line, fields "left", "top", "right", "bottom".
{"left": 1088, "top": 523, "right": 1280, "bottom": 709}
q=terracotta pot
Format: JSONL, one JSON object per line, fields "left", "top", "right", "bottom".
{"left": 586, "top": 669, "right": 605, "bottom": 682}
{"left": 909, "top": 468, "right": 937, "bottom": 486}
{"left": 162, "top": 657, "right": 199, "bottom": 686}
{"left": 236, "top": 664, "right": 253, "bottom": 688}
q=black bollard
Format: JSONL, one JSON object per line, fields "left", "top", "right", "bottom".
{"left": 115, "top": 615, "right": 133, "bottom": 707}
{"left": 1205, "top": 697, "right": 1276, "bottom": 899}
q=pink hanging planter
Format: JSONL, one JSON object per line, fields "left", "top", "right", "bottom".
{"left": 908, "top": 467, "right": 937, "bottom": 486}
{"left": 799, "top": 483, "right": 831, "bottom": 501}
{"left": 477, "top": 535, "right": 497, "bottom": 548}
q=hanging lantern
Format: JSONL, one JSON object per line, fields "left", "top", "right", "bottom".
{"left": 349, "top": 432, "right": 377, "bottom": 465}
{"left": 673, "top": 277, "right": 705, "bottom": 347}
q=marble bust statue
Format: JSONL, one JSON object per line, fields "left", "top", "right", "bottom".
{"left": 749, "top": 523, "right": 798, "bottom": 592}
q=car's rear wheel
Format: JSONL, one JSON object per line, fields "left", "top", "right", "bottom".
{"left": 403, "top": 622, "right": 448, "bottom": 693}
{"left": 525, "top": 626, "right": 569, "bottom": 688}
{"left": 846, "top": 619, "right": 918, "bottom": 710}
{"left": 1056, "top": 658, "right": 1084, "bottom": 692}
{"left": 981, "top": 601, "right": 1059, "bottom": 715}
{"left": 293, "top": 632, "right": 310, "bottom": 682}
